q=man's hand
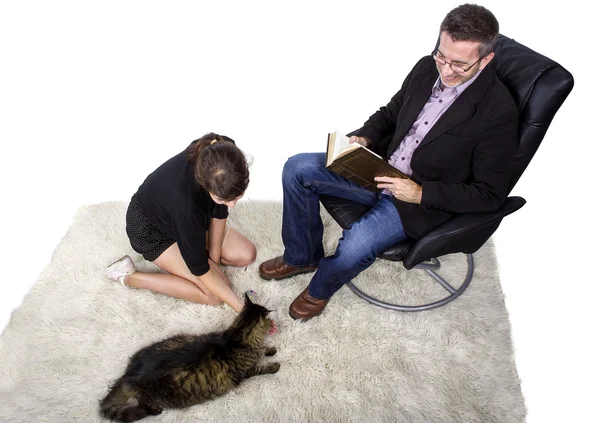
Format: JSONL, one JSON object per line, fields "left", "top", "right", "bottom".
{"left": 349, "top": 136, "right": 370, "bottom": 147}
{"left": 375, "top": 176, "right": 423, "bottom": 204}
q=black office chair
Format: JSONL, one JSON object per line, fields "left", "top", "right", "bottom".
{"left": 320, "top": 34, "right": 574, "bottom": 311}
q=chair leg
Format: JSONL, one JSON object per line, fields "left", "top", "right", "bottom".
{"left": 345, "top": 254, "right": 475, "bottom": 312}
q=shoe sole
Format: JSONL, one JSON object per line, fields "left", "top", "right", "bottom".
{"left": 288, "top": 309, "right": 323, "bottom": 321}
{"left": 104, "top": 255, "right": 132, "bottom": 277}
{"left": 259, "top": 267, "right": 317, "bottom": 281}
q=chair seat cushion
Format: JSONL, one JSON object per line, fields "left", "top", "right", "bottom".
{"left": 319, "top": 195, "right": 371, "bottom": 230}
{"left": 378, "top": 239, "right": 414, "bottom": 261}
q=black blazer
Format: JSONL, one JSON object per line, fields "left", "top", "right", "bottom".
{"left": 355, "top": 56, "right": 518, "bottom": 239}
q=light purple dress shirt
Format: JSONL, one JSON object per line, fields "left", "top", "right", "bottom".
{"left": 386, "top": 70, "right": 482, "bottom": 182}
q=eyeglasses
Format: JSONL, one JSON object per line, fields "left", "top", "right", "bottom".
{"left": 431, "top": 51, "right": 484, "bottom": 75}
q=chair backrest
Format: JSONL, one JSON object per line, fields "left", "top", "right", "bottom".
{"left": 491, "top": 34, "right": 574, "bottom": 193}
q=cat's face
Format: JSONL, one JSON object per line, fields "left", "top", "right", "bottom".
{"left": 242, "top": 293, "right": 273, "bottom": 332}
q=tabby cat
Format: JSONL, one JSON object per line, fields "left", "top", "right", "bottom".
{"left": 99, "top": 293, "right": 279, "bottom": 422}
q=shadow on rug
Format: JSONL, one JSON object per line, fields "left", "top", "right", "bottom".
{"left": 0, "top": 201, "right": 525, "bottom": 423}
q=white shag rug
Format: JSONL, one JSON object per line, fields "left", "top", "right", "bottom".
{"left": 0, "top": 201, "right": 525, "bottom": 423}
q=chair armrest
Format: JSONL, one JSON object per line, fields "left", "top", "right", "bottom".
{"left": 402, "top": 196, "right": 526, "bottom": 270}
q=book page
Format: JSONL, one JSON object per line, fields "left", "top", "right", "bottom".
{"left": 333, "top": 131, "right": 351, "bottom": 159}
{"left": 327, "top": 130, "right": 361, "bottom": 166}
{"left": 326, "top": 131, "right": 349, "bottom": 166}
{"left": 327, "top": 130, "right": 384, "bottom": 165}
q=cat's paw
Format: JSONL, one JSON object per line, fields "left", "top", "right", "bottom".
{"left": 146, "top": 403, "right": 163, "bottom": 416}
{"left": 149, "top": 405, "right": 162, "bottom": 416}
{"left": 264, "top": 347, "right": 277, "bottom": 356}
{"left": 267, "top": 362, "right": 280, "bottom": 374}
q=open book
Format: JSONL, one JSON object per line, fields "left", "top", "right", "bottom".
{"left": 326, "top": 131, "right": 408, "bottom": 192}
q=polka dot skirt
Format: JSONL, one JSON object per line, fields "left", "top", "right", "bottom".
{"left": 126, "top": 194, "right": 175, "bottom": 262}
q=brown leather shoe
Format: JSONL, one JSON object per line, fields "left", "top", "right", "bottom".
{"left": 289, "top": 288, "right": 329, "bottom": 321}
{"left": 259, "top": 256, "right": 317, "bottom": 281}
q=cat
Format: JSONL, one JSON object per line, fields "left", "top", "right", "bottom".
{"left": 99, "top": 292, "right": 279, "bottom": 422}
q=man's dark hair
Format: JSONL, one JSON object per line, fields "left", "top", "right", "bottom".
{"left": 440, "top": 4, "right": 499, "bottom": 57}
{"left": 186, "top": 132, "right": 249, "bottom": 201}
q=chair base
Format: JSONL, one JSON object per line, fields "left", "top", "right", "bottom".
{"left": 346, "top": 254, "right": 474, "bottom": 312}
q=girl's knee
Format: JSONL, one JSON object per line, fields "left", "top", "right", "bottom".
{"left": 228, "top": 244, "right": 257, "bottom": 267}
{"left": 242, "top": 244, "right": 257, "bottom": 266}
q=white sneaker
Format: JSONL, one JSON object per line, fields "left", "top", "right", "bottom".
{"left": 105, "top": 255, "right": 135, "bottom": 286}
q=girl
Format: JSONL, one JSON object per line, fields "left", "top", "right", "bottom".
{"left": 105, "top": 133, "right": 256, "bottom": 313}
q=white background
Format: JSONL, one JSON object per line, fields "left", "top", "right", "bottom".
{"left": 1, "top": 1, "right": 597, "bottom": 422}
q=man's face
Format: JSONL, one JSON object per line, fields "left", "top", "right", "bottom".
{"left": 435, "top": 31, "right": 494, "bottom": 88}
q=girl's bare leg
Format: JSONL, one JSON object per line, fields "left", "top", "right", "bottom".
{"left": 124, "top": 243, "right": 222, "bottom": 305}
{"left": 123, "top": 229, "right": 255, "bottom": 310}
{"left": 220, "top": 228, "right": 257, "bottom": 267}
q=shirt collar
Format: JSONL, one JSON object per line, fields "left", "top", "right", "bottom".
{"left": 433, "top": 68, "right": 483, "bottom": 95}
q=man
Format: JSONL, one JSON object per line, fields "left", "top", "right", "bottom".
{"left": 259, "top": 4, "right": 517, "bottom": 320}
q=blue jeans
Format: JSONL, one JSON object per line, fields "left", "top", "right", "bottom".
{"left": 281, "top": 152, "right": 407, "bottom": 300}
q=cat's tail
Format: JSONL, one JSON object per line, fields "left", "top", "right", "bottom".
{"left": 99, "top": 377, "right": 162, "bottom": 422}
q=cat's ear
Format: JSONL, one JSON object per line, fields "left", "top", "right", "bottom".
{"left": 244, "top": 290, "right": 254, "bottom": 305}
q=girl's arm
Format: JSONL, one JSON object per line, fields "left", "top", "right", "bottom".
{"left": 197, "top": 258, "right": 243, "bottom": 312}
{"left": 207, "top": 217, "right": 227, "bottom": 264}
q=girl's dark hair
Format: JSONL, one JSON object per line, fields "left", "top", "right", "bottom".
{"left": 186, "top": 132, "right": 249, "bottom": 201}
{"left": 440, "top": 4, "right": 499, "bottom": 57}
